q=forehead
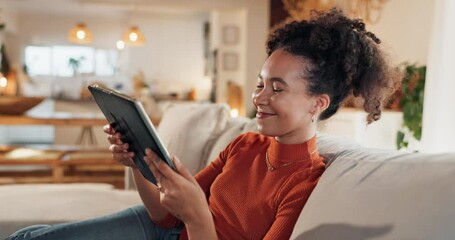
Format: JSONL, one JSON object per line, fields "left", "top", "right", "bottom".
{"left": 260, "top": 49, "right": 310, "bottom": 83}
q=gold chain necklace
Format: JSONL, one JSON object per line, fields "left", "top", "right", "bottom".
{"left": 265, "top": 147, "right": 318, "bottom": 172}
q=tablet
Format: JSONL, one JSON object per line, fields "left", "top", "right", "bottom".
{"left": 88, "top": 84, "right": 174, "bottom": 185}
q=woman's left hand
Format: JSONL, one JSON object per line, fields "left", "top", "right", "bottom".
{"left": 143, "top": 148, "right": 213, "bottom": 228}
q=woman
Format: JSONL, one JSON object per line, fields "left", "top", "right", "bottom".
{"left": 8, "top": 9, "right": 396, "bottom": 240}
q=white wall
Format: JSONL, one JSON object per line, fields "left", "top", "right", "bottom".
{"left": 209, "top": 1, "right": 269, "bottom": 117}
{"left": 244, "top": 0, "right": 270, "bottom": 117}
{"left": 211, "top": 9, "right": 247, "bottom": 114}
{"left": 360, "top": 0, "right": 435, "bottom": 65}
{"left": 128, "top": 14, "right": 211, "bottom": 100}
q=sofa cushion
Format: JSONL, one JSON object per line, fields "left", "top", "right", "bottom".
{"left": 206, "top": 117, "right": 252, "bottom": 164}
{"left": 315, "top": 132, "right": 361, "bottom": 165}
{"left": 291, "top": 147, "right": 455, "bottom": 240}
{"left": 157, "top": 103, "right": 230, "bottom": 174}
{"left": 0, "top": 183, "right": 141, "bottom": 239}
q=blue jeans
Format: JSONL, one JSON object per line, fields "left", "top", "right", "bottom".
{"left": 6, "top": 205, "right": 182, "bottom": 240}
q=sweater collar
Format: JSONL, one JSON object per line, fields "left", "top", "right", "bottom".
{"left": 267, "top": 135, "right": 320, "bottom": 166}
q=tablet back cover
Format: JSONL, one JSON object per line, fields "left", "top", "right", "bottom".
{"left": 88, "top": 85, "right": 172, "bottom": 184}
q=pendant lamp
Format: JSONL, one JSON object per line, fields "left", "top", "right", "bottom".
{"left": 122, "top": 26, "right": 145, "bottom": 46}
{"left": 68, "top": 23, "right": 93, "bottom": 44}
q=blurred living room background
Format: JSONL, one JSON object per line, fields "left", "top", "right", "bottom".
{"left": 0, "top": 0, "right": 453, "bottom": 188}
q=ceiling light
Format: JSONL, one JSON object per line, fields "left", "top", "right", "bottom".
{"left": 116, "top": 40, "right": 125, "bottom": 50}
{"left": 68, "top": 23, "right": 93, "bottom": 44}
{"left": 122, "top": 26, "right": 145, "bottom": 46}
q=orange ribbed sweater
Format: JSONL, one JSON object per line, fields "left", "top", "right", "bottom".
{"left": 156, "top": 132, "right": 325, "bottom": 239}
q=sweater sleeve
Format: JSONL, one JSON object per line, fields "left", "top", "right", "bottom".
{"left": 154, "top": 134, "right": 244, "bottom": 229}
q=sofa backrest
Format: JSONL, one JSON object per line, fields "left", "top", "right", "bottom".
{"left": 156, "top": 102, "right": 230, "bottom": 174}
{"left": 291, "top": 134, "right": 455, "bottom": 240}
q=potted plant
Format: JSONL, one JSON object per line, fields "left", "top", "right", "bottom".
{"left": 396, "top": 64, "right": 426, "bottom": 150}
{"left": 68, "top": 56, "right": 85, "bottom": 76}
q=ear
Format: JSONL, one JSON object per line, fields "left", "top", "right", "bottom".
{"left": 312, "top": 94, "right": 330, "bottom": 114}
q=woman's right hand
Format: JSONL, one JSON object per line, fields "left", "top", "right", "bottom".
{"left": 103, "top": 124, "right": 136, "bottom": 168}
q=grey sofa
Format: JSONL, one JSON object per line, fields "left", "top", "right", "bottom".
{"left": 1, "top": 103, "right": 455, "bottom": 239}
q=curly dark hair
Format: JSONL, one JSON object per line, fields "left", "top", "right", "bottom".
{"left": 266, "top": 8, "right": 397, "bottom": 123}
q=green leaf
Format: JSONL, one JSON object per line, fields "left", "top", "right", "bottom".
{"left": 397, "top": 131, "right": 405, "bottom": 149}
{"left": 396, "top": 63, "right": 426, "bottom": 151}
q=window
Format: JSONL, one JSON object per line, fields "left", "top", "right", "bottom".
{"left": 24, "top": 46, "right": 51, "bottom": 76}
{"left": 24, "top": 45, "right": 118, "bottom": 77}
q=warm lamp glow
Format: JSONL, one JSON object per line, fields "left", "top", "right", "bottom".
{"left": 76, "top": 30, "right": 86, "bottom": 39}
{"left": 68, "top": 23, "right": 93, "bottom": 44}
{"left": 116, "top": 40, "right": 125, "bottom": 50}
{"left": 0, "top": 77, "right": 7, "bottom": 95}
{"left": 123, "top": 26, "right": 145, "bottom": 46}
{"left": 0, "top": 77, "right": 7, "bottom": 87}
{"left": 129, "top": 32, "right": 138, "bottom": 42}
{"left": 230, "top": 109, "right": 239, "bottom": 118}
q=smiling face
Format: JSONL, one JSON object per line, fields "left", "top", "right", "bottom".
{"left": 252, "top": 48, "right": 324, "bottom": 144}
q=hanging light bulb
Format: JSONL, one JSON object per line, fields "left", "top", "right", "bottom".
{"left": 122, "top": 26, "right": 145, "bottom": 46}
{"left": 116, "top": 40, "right": 125, "bottom": 50}
{"left": 68, "top": 23, "right": 93, "bottom": 44}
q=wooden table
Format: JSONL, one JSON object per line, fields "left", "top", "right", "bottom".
{"left": 0, "top": 112, "right": 108, "bottom": 145}
{"left": 0, "top": 113, "right": 124, "bottom": 186}
{"left": 0, "top": 148, "right": 123, "bottom": 185}
{"left": 0, "top": 112, "right": 107, "bottom": 126}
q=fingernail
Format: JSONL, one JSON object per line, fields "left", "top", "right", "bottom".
{"left": 173, "top": 156, "right": 181, "bottom": 166}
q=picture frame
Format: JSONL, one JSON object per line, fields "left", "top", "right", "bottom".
{"left": 222, "top": 25, "right": 239, "bottom": 45}
{"left": 222, "top": 52, "right": 238, "bottom": 71}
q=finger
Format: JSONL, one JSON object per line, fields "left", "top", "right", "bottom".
{"left": 145, "top": 150, "right": 186, "bottom": 185}
{"left": 145, "top": 148, "right": 171, "bottom": 176}
{"left": 143, "top": 150, "right": 165, "bottom": 185}
{"left": 117, "top": 158, "right": 135, "bottom": 168}
{"left": 120, "top": 158, "right": 137, "bottom": 168}
{"left": 109, "top": 143, "right": 129, "bottom": 153}
{"left": 102, "top": 124, "right": 113, "bottom": 134}
{"left": 107, "top": 133, "right": 124, "bottom": 145}
{"left": 107, "top": 134, "right": 118, "bottom": 144}
{"left": 112, "top": 151, "right": 135, "bottom": 163}
{"left": 172, "top": 156, "right": 197, "bottom": 185}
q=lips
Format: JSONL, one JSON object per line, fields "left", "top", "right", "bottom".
{"left": 256, "top": 111, "right": 277, "bottom": 119}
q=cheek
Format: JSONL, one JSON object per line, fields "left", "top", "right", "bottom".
{"left": 272, "top": 96, "right": 310, "bottom": 119}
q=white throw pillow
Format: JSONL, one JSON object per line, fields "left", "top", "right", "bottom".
{"left": 206, "top": 117, "right": 252, "bottom": 165}
{"left": 157, "top": 103, "right": 230, "bottom": 174}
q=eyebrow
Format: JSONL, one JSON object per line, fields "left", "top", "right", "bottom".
{"left": 257, "top": 74, "right": 290, "bottom": 87}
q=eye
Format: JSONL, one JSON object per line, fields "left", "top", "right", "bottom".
{"left": 272, "top": 84, "right": 283, "bottom": 93}
{"left": 256, "top": 84, "right": 264, "bottom": 89}
{"left": 272, "top": 88, "right": 283, "bottom": 93}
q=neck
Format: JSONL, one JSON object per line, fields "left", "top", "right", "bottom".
{"left": 275, "top": 124, "right": 317, "bottom": 144}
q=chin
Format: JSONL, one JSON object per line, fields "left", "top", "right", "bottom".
{"left": 257, "top": 125, "right": 279, "bottom": 137}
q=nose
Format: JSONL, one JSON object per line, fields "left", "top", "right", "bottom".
{"left": 252, "top": 88, "right": 269, "bottom": 107}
